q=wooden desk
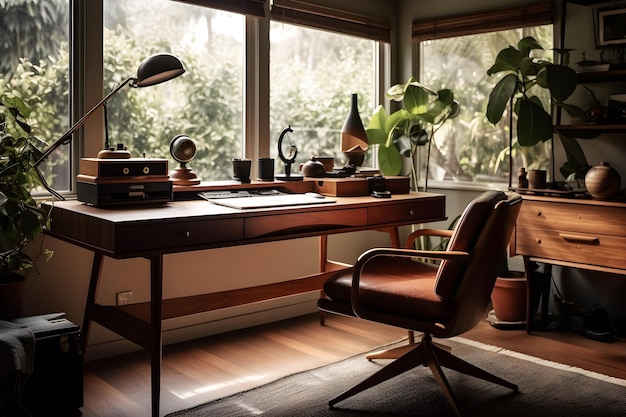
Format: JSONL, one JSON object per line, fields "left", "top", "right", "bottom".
{"left": 46, "top": 191, "right": 445, "bottom": 416}
{"left": 511, "top": 195, "right": 626, "bottom": 331}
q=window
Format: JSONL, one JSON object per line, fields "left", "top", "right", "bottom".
{"left": 269, "top": 0, "right": 390, "bottom": 173}
{"left": 104, "top": 0, "right": 244, "bottom": 181}
{"left": 269, "top": 22, "right": 376, "bottom": 169}
{"left": 3, "top": 1, "right": 389, "bottom": 194}
{"left": 0, "top": 0, "right": 71, "bottom": 193}
{"left": 414, "top": 4, "right": 553, "bottom": 186}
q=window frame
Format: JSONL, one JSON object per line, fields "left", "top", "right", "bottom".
{"left": 411, "top": 2, "right": 554, "bottom": 191}
{"left": 73, "top": 1, "right": 389, "bottom": 193}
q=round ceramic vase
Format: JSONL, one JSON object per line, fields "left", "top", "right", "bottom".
{"left": 585, "top": 162, "right": 621, "bottom": 199}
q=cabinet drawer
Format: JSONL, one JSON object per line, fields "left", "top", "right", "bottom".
{"left": 117, "top": 218, "right": 244, "bottom": 252}
{"left": 518, "top": 201, "right": 626, "bottom": 237}
{"left": 515, "top": 226, "right": 626, "bottom": 270}
{"left": 244, "top": 208, "right": 367, "bottom": 239}
{"left": 368, "top": 198, "right": 446, "bottom": 225}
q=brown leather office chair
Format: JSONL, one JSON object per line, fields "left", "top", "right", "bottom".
{"left": 318, "top": 191, "right": 522, "bottom": 417}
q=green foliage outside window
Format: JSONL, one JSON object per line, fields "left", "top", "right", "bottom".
{"left": 421, "top": 25, "right": 554, "bottom": 183}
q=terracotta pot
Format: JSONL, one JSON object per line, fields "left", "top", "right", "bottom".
{"left": 491, "top": 271, "right": 526, "bottom": 322}
{"left": 585, "top": 162, "right": 621, "bottom": 199}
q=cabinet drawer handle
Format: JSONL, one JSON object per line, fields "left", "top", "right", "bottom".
{"left": 559, "top": 233, "right": 599, "bottom": 243}
{"left": 408, "top": 208, "right": 415, "bottom": 216}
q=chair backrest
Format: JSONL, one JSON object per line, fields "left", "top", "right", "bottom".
{"left": 435, "top": 191, "right": 522, "bottom": 336}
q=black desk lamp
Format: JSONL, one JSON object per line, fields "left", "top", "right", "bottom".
{"left": 33, "top": 52, "right": 186, "bottom": 200}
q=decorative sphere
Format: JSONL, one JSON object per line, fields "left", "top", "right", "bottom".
{"left": 170, "top": 135, "right": 196, "bottom": 164}
{"left": 585, "top": 162, "right": 621, "bottom": 199}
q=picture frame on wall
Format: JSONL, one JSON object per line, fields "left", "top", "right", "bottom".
{"left": 597, "top": 7, "right": 626, "bottom": 46}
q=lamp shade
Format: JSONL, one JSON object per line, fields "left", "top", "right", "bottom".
{"left": 135, "top": 53, "right": 186, "bottom": 87}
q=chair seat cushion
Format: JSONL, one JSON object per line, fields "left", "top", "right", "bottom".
{"left": 323, "top": 257, "right": 455, "bottom": 322}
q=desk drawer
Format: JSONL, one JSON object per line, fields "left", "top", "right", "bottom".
{"left": 245, "top": 208, "right": 367, "bottom": 239}
{"left": 515, "top": 225, "right": 626, "bottom": 270}
{"left": 368, "top": 198, "right": 446, "bottom": 225}
{"left": 518, "top": 201, "right": 626, "bottom": 237}
{"left": 117, "top": 218, "right": 243, "bottom": 252}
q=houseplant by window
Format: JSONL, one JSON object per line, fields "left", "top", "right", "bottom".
{"left": 486, "top": 36, "right": 589, "bottom": 186}
{"left": 0, "top": 93, "right": 52, "bottom": 289}
{"left": 365, "top": 77, "right": 459, "bottom": 191}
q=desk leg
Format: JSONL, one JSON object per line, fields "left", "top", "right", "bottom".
{"left": 82, "top": 253, "right": 104, "bottom": 358}
{"left": 319, "top": 236, "right": 328, "bottom": 325}
{"left": 149, "top": 255, "right": 163, "bottom": 417}
{"left": 523, "top": 256, "right": 534, "bottom": 334}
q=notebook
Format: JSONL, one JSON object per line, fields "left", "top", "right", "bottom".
{"left": 206, "top": 193, "right": 336, "bottom": 209}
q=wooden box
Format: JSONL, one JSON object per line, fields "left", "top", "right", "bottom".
{"left": 313, "top": 176, "right": 410, "bottom": 196}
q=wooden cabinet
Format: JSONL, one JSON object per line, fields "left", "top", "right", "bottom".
{"left": 513, "top": 196, "right": 626, "bottom": 272}
{"left": 512, "top": 195, "right": 626, "bottom": 331}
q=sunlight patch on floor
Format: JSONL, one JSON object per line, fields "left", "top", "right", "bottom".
{"left": 171, "top": 374, "right": 267, "bottom": 399}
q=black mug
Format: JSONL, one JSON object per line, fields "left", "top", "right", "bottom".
{"left": 232, "top": 158, "right": 252, "bottom": 183}
{"left": 258, "top": 158, "right": 275, "bottom": 181}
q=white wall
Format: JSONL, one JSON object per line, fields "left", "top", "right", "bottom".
{"left": 24, "top": 229, "right": 399, "bottom": 359}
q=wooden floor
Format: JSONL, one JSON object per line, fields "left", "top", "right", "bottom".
{"left": 77, "top": 313, "right": 626, "bottom": 417}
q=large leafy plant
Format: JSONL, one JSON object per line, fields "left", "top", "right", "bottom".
{"left": 486, "top": 36, "right": 589, "bottom": 180}
{"left": 365, "top": 78, "right": 459, "bottom": 190}
{"left": 0, "top": 93, "right": 52, "bottom": 283}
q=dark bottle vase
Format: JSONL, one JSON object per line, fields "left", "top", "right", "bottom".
{"left": 341, "top": 93, "right": 368, "bottom": 166}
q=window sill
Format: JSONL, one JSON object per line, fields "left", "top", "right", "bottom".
{"left": 423, "top": 180, "right": 509, "bottom": 193}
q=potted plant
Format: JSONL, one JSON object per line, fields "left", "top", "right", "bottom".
{"left": 365, "top": 77, "right": 459, "bottom": 191}
{"left": 486, "top": 36, "right": 590, "bottom": 185}
{"left": 0, "top": 93, "right": 53, "bottom": 296}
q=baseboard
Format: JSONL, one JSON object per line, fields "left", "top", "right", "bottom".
{"left": 85, "top": 295, "right": 319, "bottom": 361}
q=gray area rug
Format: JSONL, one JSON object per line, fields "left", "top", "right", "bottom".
{"left": 166, "top": 337, "right": 626, "bottom": 417}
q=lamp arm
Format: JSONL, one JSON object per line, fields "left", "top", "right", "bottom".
{"left": 34, "top": 76, "right": 137, "bottom": 167}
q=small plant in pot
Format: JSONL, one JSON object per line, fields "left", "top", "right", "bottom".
{"left": 365, "top": 77, "right": 459, "bottom": 191}
{"left": 486, "top": 36, "right": 590, "bottom": 186}
{"left": 0, "top": 93, "right": 53, "bottom": 287}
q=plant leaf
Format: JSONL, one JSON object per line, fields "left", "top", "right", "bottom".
{"left": 517, "top": 98, "right": 553, "bottom": 146}
{"left": 518, "top": 36, "right": 543, "bottom": 57}
{"left": 557, "top": 134, "right": 590, "bottom": 179}
{"left": 544, "top": 65, "right": 578, "bottom": 102}
{"left": 403, "top": 83, "right": 430, "bottom": 115}
{"left": 365, "top": 105, "right": 388, "bottom": 145}
{"left": 487, "top": 46, "right": 524, "bottom": 75}
{"left": 377, "top": 143, "right": 402, "bottom": 175}
{"left": 20, "top": 208, "right": 43, "bottom": 241}
{"left": 486, "top": 74, "right": 517, "bottom": 124}
{"left": 557, "top": 103, "right": 586, "bottom": 122}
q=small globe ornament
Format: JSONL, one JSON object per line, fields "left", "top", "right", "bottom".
{"left": 169, "top": 134, "right": 200, "bottom": 185}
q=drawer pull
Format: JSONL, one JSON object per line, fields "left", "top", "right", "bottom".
{"left": 559, "top": 233, "right": 599, "bottom": 244}
{"left": 184, "top": 231, "right": 191, "bottom": 238}
{"left": 409, "top": 208, "right": 415, "bottom": 216}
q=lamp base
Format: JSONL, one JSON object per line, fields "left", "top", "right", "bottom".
{"left": 170, "top": 166, "right": 201, "bottom": 185}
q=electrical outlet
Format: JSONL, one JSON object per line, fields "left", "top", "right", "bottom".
{"left": 116, "top": 291, "right": 133, "bottom": 306}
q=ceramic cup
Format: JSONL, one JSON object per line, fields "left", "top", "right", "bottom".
{"left": 232, "top": 158, "right": 252, "bottom": 182}
{"left": 528, "top": 169, "right": 547, "bottom": 189}
{"left": 258, "top": 158, "right": 275, "bottom": 181}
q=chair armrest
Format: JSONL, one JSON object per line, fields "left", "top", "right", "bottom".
{"left": 404, "top": 229, "right": 454, "bottom": 249}
{"left": 350, "top": 247, "right": 471, "bottom": 315}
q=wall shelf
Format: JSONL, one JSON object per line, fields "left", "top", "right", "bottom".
{"left": 555, "top": 124, "right": 626, "bottom": 138}
{"left": 577, "top": 69, "right": 626, "bottom": 83}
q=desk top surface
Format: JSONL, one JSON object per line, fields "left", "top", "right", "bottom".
{"left": 46, "top": 192, "right": 443, "bottom": 223}
{"left": 45, "top": 192, "right": 446, "bottom": 257}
